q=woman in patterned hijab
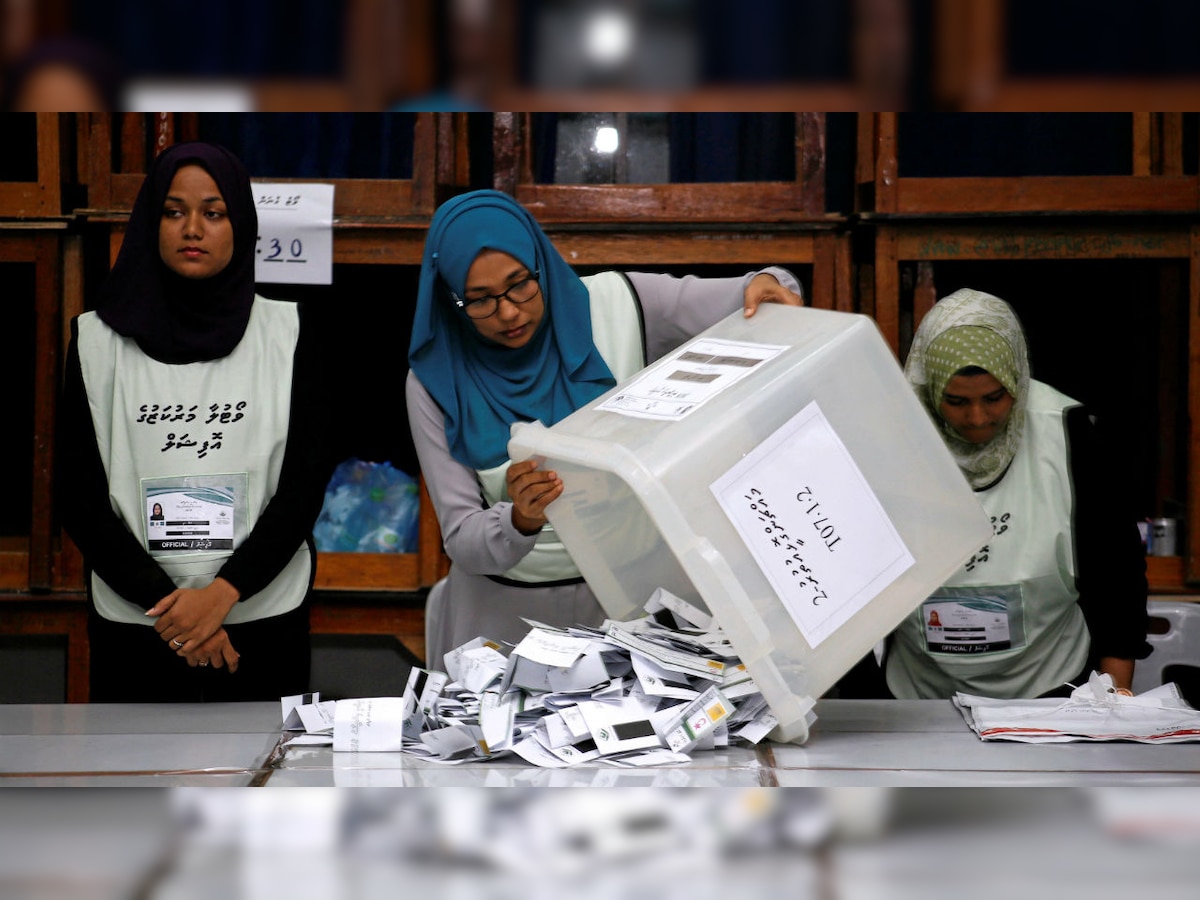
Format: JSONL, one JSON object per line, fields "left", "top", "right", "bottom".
{"left": 881, "top": 286, "right": 1148, "bottom": 700}
{"left": 905, "top": 288, "right": 1031, "bottom": 489}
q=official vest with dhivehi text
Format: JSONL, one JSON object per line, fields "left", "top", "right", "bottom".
{"left": 77, "top": 296, "right": 311, "bottom": 625}
{"left": 476, "top": 271, "right": 645, "bottom": 584}
{"left": 886, "top": 380, "right": 1090, "bottom": 699}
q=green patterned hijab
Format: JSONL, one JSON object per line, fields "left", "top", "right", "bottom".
{"left": 905, "top": 289, "right": 1030, "bottom": 489}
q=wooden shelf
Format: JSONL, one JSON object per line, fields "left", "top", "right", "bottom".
{"left": 0, "top": 115, "right": 65, "bottom": 217}
{"left": 1146, "top": 555, "right": 1187, "bottom": 594}
{"left": 0, "top": 594, "right": 89, "bottom": 703}
{"left": 313, "top": 552, "right": 422, "bottom": 593}
{"left": 309, "top": 592, "right": 427, "bottom": 666}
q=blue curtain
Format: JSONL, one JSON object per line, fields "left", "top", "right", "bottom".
{"left": 1008, "top": 0, "right": 1200, "bottom": 76}
{"left": 669, "top": 113, "right": 794, "bottom": 183}
{"left": 70, "top": 0, "right": 343, "bottom": 77}
{"left": 898, "top": 113, "right": 1132, "bottom": 178}
{"left": 197, "top": 114, "right": 415, "bottom": 180}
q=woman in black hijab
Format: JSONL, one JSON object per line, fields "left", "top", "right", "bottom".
{"left": 98, "top": 142, "right": 257, "bottom": 361}
{"left": 59, "top": 142, "right": 331, "bottom": 702}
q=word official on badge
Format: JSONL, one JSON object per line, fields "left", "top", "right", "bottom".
{"left": 252, "top": 182, "right": 334, "bottom": 285}
{"left": 710, "top": 400, "right": 914, "bottom": 649}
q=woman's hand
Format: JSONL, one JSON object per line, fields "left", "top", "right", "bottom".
{"left": 182, "top": 627, "right": 241, "bottom": 672}
{"left": 1099, "top": 656, "right": 1135, "bottom": 693}
{"left": 507, "top": 458, "right": 562, "bottom": 535}
{"left": 148, "top": 577, "right": 240, "bottom": 654}
{"left": 743, "top": 272, "right": 803, "bottom": 317}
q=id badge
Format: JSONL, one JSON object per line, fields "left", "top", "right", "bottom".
{"left": 143, "top": 473, "right": 248, "bottom": 554}
{"left": 921, "top": 584, "right": 1025, "bottom": 655}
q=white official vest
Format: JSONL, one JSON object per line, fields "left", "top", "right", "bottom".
{"left": 77, "top": 296, "right": 312, "bottom": 625}
{"left": 476, "top": 271, "right": 645, "bottom": 584}
{"left": 887, "top": 381, "right": 1090, "bottom": 699}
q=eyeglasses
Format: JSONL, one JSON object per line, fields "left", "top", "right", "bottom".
{"left": 452, "top": 271, "right": 541, "bottom": 319}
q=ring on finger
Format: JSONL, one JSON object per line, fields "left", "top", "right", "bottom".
{"left": 171, "top": 638, "right": 184, "bottom": 649}
{"left": 199, "top": 660, "right": 210, "bottom": 667}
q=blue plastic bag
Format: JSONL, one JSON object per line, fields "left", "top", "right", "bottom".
{"left": 313, "top": 459, "right": 419, "bottom": 554}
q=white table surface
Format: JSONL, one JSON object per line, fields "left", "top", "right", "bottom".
{"left": 0, "top": 702, "right": 282, "bottom": 786}
{"left": 3, "top": 699, "right": 1198, "bottom": 787}
{"left": 767, "top": 700, "right": 1200, "bottom": 786}
{"left": 266, "top": 699, "right": 1200, "bottom": 787}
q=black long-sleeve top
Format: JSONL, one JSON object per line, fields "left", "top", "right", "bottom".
{"left": 1064, "top": 404, "right": 1151, "bottom": 662}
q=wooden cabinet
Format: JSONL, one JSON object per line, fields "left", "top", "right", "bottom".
{"left": 0, "top": 114, "right": 70, "bottom": 217}
{"left": 0, "top": 226, "right": 87, "bottom": 595}
{"left": 0, "top": 112, "right": 78, "bottom": 594}
{"left": 0, "top": 113, "right": 88, "bottom": 699}
{"left": 0, "top": 119, "right": 87, "bottom": 592}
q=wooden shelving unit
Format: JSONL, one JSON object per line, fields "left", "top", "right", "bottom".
{"left": 5, "top": 110, "right": 1199, "bottom": 699}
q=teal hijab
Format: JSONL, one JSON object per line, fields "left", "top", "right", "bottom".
{"left": 409, "top": 190, "right": 616, "bottom": 469}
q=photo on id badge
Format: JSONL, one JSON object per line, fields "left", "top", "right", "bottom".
{"left": 143, "top": 474, "right": 246, "bottom": 553}
{"left": 922, "top": 584, "right": 1025, "bottom": 654}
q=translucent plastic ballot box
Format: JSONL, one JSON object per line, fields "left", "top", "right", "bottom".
{"left": 508, "top": 305, "right": 992, "bottom": 743}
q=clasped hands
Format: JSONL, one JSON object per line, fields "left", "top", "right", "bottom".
{"left": 147, "top": 577, "right": 241, "bottom": 671}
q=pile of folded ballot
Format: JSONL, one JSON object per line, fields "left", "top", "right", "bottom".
{"left": 282, "top": 588, "right": 781, "bottom": 766}
{"left": 954, "top": 671, "right": 1200, "bottom": 744}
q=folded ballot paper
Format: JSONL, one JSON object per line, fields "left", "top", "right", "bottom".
{"left": 281, "top": 588, "right": 784, "bottom": 766}
{"left": 954, "top": 672, "right": 1200, "bottom": 744}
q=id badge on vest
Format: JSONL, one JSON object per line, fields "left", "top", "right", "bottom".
{"left": 142, "top": 473, "right": 249, "bottom": 555}
{"left": 921, "top": 584, "right": 1026, "bottom": 655}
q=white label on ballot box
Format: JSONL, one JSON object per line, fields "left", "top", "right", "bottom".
{"left": 252, "top": 182, "right": 334, "bottom": 285}
{"left": 711, "top": 400, "right": 914, "bottom": 648}
{"left": 598, "top": 337, "right": 786, "bottom": 420}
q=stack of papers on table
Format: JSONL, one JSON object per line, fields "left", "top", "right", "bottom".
{"left": 954, "top": 672, "right": 1200, "bottom": 743}
{"left": 281, "top": 588, "right": 787, "bottom": 767}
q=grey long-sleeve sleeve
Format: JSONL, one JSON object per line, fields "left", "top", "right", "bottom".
{"left": 628, "top": 266, "right": 802, "bottom": 362}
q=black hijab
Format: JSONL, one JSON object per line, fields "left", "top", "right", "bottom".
{"left": 97, "top": 142, "right": 258, "bottom": 364}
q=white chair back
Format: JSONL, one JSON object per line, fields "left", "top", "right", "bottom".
{"left": 1132, "top": 601, "right": 1200, "bottom": 696}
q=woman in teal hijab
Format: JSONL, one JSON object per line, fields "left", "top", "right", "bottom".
{"left": 407, "top": 189, "right": 804, "bottom": 667}
{"left": 409, "top": 189, "right": 616, "bottom": 471}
